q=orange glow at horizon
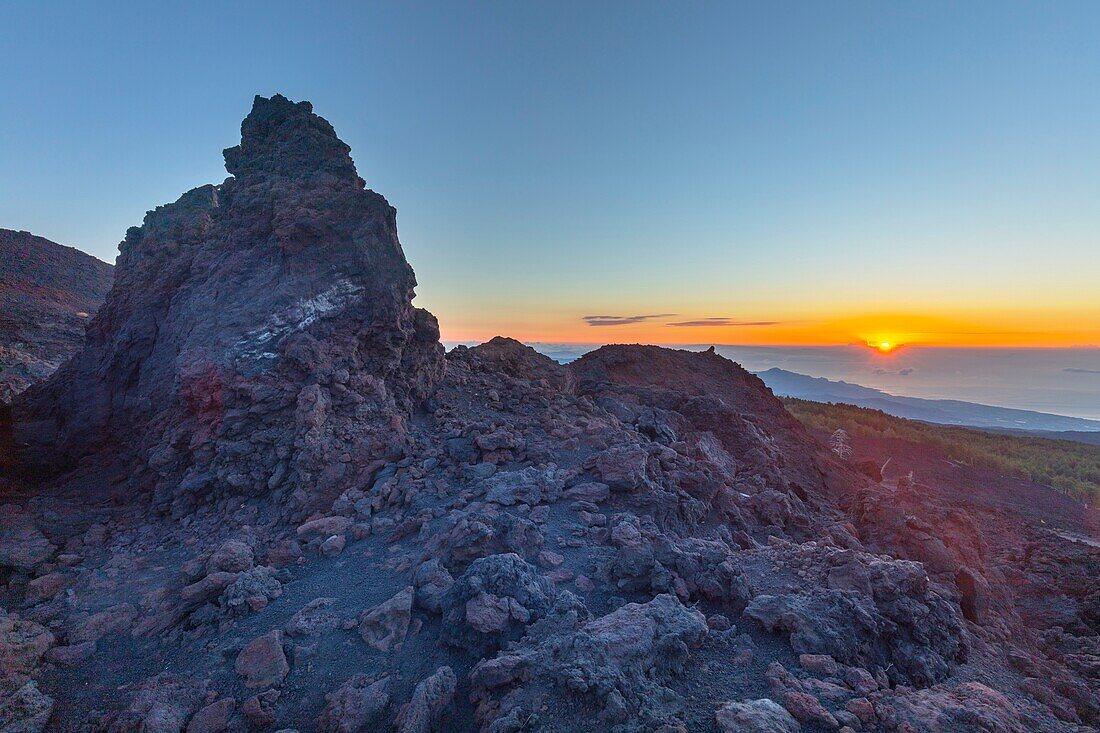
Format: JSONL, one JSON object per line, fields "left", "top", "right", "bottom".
{"left": 432, "top": 307, "right": 1100, "bottom": 349}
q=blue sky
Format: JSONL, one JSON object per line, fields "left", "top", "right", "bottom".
{"left": 2, "top": 1, "right": 1099, "bottom": 344}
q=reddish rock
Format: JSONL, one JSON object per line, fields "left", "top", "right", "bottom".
{"left": 320, "top": 534, "right": 346, "bottom": 557}
{"left": 45, "top": 640, "right": 96, "bottom": 667}
{"left": 716, "top": 699, "right": 799, "bottom": 733}
{"left": 316, "top": 675, "right": 390, "bottom": 733}
{"left": 782, "top": 690, "right": 839, "bottom": 729}
{"left": 242, "top": 690, "right": 280, "bottom": 728}
{"left": 25, "top": 572, "right": 70, "bottom": 603}
{"left": 296, "top": 517, "right": 351, "bottom": 541}
{"left": 563, "top": 482, "right": 610, "bottom": 502}
{"left": 264, "top": 540, "right": 302, "bottom": 568}
{"left": 181, "top": 572, "right": 239, "bottom": 606}
{"left": 464, "top": 593, "right": 511, "bottom": 633}
{"left": 536, "top": 550, "right": 564, "bottom": 568}
{"left": 845, "top": 697, "right": 875, "bottom": 724}
{"left": 206, "top": 540, "right": 254, "bottom": 574}
{"left": 396, "top": 666, "right": 456, "bottom": 733}
{"left": 873, "top": 682, "right": 1026, "bottom": 732}
{"left": 0, "top": 610, "right": 54, "bottom": 672}
{"left": 547, "top": 568, "right": 574, "bottom": 583}
{"left": 799, "top": 654, "right": 839, "bottom": 675}
{"left": 235, "top": 630, "right": 290, "bottom": 689}
{"left": 187, "top": 697, "right": 236, "bottom": 733}
{"left": 358, "top": 587, "right": 413, "bottom": 651}
{"left": 592, "top": 445, "right": 650, "bottom": 492}
{"left": 70, "top": 603, "right": 136, "bottom": 643}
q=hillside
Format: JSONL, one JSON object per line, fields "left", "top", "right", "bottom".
{"left": 759, "top": 367, "right": 1100, "bottom": 434}
{"left": 0, "top": 229, "right": 113, "bottom": 402}
{"left": 784, "top": 397, "right": 1100, "bottom": 504}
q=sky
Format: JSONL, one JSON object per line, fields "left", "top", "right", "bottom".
{"left": 2, "top": 1, "right": 1099, "bottom": 348}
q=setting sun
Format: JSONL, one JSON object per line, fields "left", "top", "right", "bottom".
{"left": 867, "top": 339, "right": 901, "bottom": 353}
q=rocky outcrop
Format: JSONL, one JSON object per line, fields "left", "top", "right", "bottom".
{"left": 742, "top": 545, "right": 968, "bottom": 687}
{"left": 12, "top": 95, "right": 443, "bottom": 517}
{"left": 0, "top": 229, "right": 113, "bottom": 403}
{"left": 441, "top": 553, "right": 554, "bottom": 654}
{"left": 471, "top": 593, "right": 708, "bottom": 730}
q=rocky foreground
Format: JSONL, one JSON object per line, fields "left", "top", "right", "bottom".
{"left": 0, "top": 95, "right": 1097, "bottom": 733}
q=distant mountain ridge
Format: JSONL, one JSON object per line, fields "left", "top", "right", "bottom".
{"left": 0, "top": 228, "right": 114, "bottom": 401}
{"left": 757, "top": 366, "right": 1100, "bottom": 433}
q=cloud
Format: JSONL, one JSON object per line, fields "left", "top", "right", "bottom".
{"left": 667, "top": 317, "right": 778, "bottom": 327}
{"left": 874, "top": 367, "right": 915, "bottom": 376}
{"left": 1064, "top": 367, "right": 1100, "bottom": 374}
{"left": 582, "top": 314, "right": 676, "bottom": 327}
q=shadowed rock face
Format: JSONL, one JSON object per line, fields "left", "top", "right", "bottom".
{"left": 0, "top": 230, "right": 113, "bottom": 402}
{"left": 12, "top": 94, "right": 443, "bottom": 516}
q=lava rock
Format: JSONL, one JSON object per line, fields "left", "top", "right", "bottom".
{"left": 358, "top": 587, "right": 413, "bottom": 652}
{"left": 235, "top": 630, "right": 290, "bottom": 689}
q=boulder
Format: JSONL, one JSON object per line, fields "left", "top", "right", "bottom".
{"left": 206, "top": 540, "right": 254, "bottom": 574}
{"left": 235, "top": 630, "right": 289, "bottom": 689}
{"left": 284, "top": 598, "right": 340, "bottom": 638}
{"left": 716, "top": 699, "right": 800, "bottom": 733}
{"left": 0, "top": 678, "right": 54, "bottom": 733}
{"left": 592, "top": 445, "right": 650, "bottom": 492}
{"left": 219, "top": 566, "right": 283, "bottom": 616}
{"left": 0, "top": 505, "right": 54, "bottom": 572}
{"left": 316, "top": 675, "right": 391, "bottom": 733}
{"left": 396, "top": 666, "right": 456, "bottom": 733}
{"left": 186, "top": 697, "right": 235, "bottom": 733}
{"left": 412, "top": 559, "right": 453, "bottom": 614}
{"left": 0, "top": 611, "right": 54, "bottom": 673}
{"left": 25, "top": 572, "right": 70, "bottom": 603}
{"left": 744, "top": 554, "right": 967, "bottom": 687}
{"left": 70, "top": 603, "right": 136, "bottom": 643}
{"left": 564, "top": 481, "right": 610, "bottom": 502}
{"left": 242, "top": 690, "right": 279, "bottom": 728}
{"left": 358, "top": 587, "right": 413, "bottom": 652}
{"left": 109, "top": 674, "right": 206, "bottom": 733}
{"left": 873, "top": 682, "right": 1026, "bottom": 732}
{"left": 441, "top": 553, "right": 553, "bottom": 654}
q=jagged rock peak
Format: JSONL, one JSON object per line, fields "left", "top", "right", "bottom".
{"left": 223, "top": 94, "right": 363, "bottom": 185}
{"left": 11, "top": 94, "right": 444, "bottom": 516}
